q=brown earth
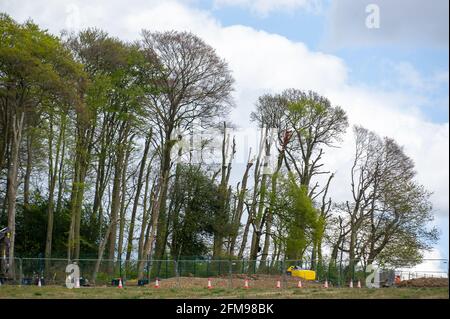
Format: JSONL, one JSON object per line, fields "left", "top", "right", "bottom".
{"left": 155, "top": 274, "right": 325, "bottom": 289}
{"left": 397, "top": 277, "right": 448, "bottom": 288}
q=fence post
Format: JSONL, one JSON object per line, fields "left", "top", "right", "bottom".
{"left": 229, "top": 260, "right": 232, "bottom": 289}
{"left": 19, "top": 258, "right": 23, "bottom": 286}
{"left": 174, "top": 260, "right": 180, "bottom": 289}
{"left": 352, "top": 261, "right": 355, "bottom": 283}
{"left": 146, "top": 256, "right": 150, "bottom": 279}
{"left": 334, "top": 260, "right": 342, "bottom": 288}
{"left": 119, "top": 257, "right": 122, "bottom": 280}
{"left": 194, "top": 259, "right": 197, "bottom": 277}
{"left": 447, "top": 260, "right": 449, "bottom": 280}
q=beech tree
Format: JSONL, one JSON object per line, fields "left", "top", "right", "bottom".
{"left": 0, "top": 14, "right": 85, "bottom": 272}
{"left": 335, "top": 126, "right": 438, "bottom": 276}
{"left": 138, "top": 30, "right": 234, "bottom": 274}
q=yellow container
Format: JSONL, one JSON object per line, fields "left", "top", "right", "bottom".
{"left": 287, "top": 266, "right": 316, "bottom": 280}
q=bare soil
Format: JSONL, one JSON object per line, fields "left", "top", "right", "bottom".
{"left": 397, "top": 277, "right": 448, "bottom": 288}
{"left": 159, "top": 274, "right": 328, "bottom": 289}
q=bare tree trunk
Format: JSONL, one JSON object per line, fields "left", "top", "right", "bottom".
{"left": 152, "top": 132, "right": 175, "bottom": 268}
{"left": 126, "top": 132, "right": 151, "bottom": 262}
{"left": 238, "top": 128, "right": 266, "bottom": 259}
{"left": 23, "top": 132, "right": 32, "bottom": 208}
{"left": 138, "top": 167, "right": 154, "bottom": 260}
{"left": 107, "top": 129, "right": 127, "bottom": 272}
{"left": 260, "top": 130, "right": 291, "bottom": 270}
{"left": 92, "top": 217, "right": 118, "bottom": 284}
{"left": 55, "top": 116, "right": 67, "bottom": 214}
{"left": 260, "top": 151, "right": 284, "bottom": 269}
{"left": 249, "top": 141, "right": 270, "bottom": 260}
{"left": 45, "top": 113, "right": 64, "bottom": 269}
{"left": 7, "top": 112, "right": 24, "bottom": 277}
{"left": 117, "top": 137, "right": 133, "bottom": 262}
{"left": 237, "top": 211, "right": 252, "bottom": 259}
{"left": 138, "top": 171, "right": 166, "bottom": 279}
{"left": 213, "top": 123, "right": 235, "bottom": 259}
{"left": 229, "top": 151, "right": 253, "bottom": 256}
{"left": 68, "top": 112, "right": 95, "bottom": 261}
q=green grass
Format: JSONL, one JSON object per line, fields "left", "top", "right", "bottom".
{"left": 0, "top": 286, "right": 448, "bottom": 299}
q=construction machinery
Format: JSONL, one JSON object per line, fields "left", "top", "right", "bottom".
{"left": 286, "top": 265, "right": 316, "bottom": 280}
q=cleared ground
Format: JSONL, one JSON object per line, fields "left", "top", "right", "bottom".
{"left": 0, "top": 285, "right": 448, "bottom": 299}
{"left": 1, "top": 276, "right": 447, "bottom": 299}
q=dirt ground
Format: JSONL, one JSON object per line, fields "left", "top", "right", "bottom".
{"left": 1, "top": 275, "right": 447, "bottom": 299}
{"left": 0, "top": 285, "right": 448, "bottom": 299}
{"left": 397, "top": 277, "right": 448, "bottom": 288}
{"left": 157, "top": 274, "right": 329, "bottom": 289}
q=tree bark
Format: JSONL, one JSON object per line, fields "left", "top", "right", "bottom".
{"left": 7, "top": 112, "right": 24, "bottom": 277}
{"left": 107, "top": 123, "right": 128, "bottom": 272}
{"left": 229, "top": 151, "right": 253, "bottom": 257}
{"left": 125, "top": 132, "right": 151, "bottom": 262}
{"left": 45, "top": 112, "right": 65, "bottom": 268}
{"left": 23, "top": 132, "right": 32, "bottom": 208}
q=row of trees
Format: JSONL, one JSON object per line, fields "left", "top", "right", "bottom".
{"left": 0, "top": 14, "right": 438, "bottom": 278}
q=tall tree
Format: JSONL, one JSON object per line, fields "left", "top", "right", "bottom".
{"left": 340, "top": 126, "right": 438, "bottom": 273}
{"left": 0, "top": 14, "right": 85, "bottom": 271}
{"left": 66, "top": 28, "right": 159, "bottom": 261}
{"left": 140, "top": 30, "right": 234, "bottom": 266}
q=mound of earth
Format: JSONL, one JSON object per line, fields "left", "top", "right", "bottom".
{"left": 397, "top": 277, "right": 448, "bottom": 288}
{"left": 154, "top": 274, "right": 325, "bottom": 289}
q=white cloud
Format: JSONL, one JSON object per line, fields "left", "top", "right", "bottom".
{"left": 325, "top": 86, "right": 449, "bottom": 218}
{"left": 1, "top": 1, "right": 448, "bottom": 255}
{"left": 393, "top": 62, "right": 449, "bottom": 92}
{"left": 212, "top": 0, "right": 323, "bottom": 16}
{"left": 398, "top": 248, "right": 449, "bottom": 278}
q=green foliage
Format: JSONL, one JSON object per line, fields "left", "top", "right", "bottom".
{"left": 278, "top": 175, "right": 320, "bottom": 260}
{"left": 0, "top": 13, "right": 86, "bottom": 106}
{"left": 13, "top": 191, "right": 105, "bottom": 258}
{"left": 67, "top": 28, "right": 160, "bottom": 129}
{"left": 170, "top": 165, "right": 221, "bottom": 258}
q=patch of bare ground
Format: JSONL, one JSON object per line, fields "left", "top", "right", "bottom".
{"left": 397, "top": 277, "right": 448, "bottom": 288}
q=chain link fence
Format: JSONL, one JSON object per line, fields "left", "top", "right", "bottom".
{"left": 1, "top": 257, "right": 447, "bottom": 288}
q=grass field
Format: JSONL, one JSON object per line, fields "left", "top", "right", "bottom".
{"left": 0, "top": 286, "right": 448, "bottom": 299}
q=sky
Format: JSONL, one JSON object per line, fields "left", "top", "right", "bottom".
{"left": 1, "top": 0, "right": 448, "bottom": 266}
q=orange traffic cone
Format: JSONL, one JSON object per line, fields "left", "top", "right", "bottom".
{"left": 357, "top": 280, "right": 361, "bottom": 288}
{"left": 276, "top": 279, "right": 281, "bottom": 289}
{"left": 118, "top": 278, "right": 123, "bottom": 288}
{"left": 323, "top": 279, "right": 328, "bottom": 288}
{"left": 349, "top": 280, "right": 353, "bottom": 288}
{"left": 244, "top": 278, "right": 249, "bottom": 289}
{"left": 297, "top": 280, "right": 302, "bottom": 288}
{"left": 207, "top": 278, "right": 212, "bottom": 289}
{"left": 154, "top": 278, "right": 160, "bottom": 288}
